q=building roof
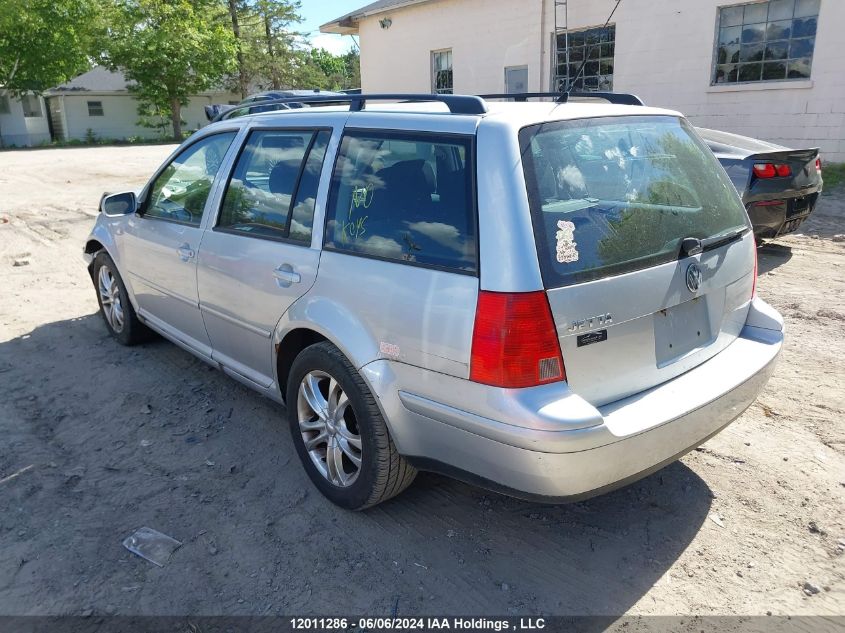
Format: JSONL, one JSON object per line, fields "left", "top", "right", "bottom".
{"left": 320, "top": 0, "right": 436, "bottom": 34}
{"left": 44, "top": 66, "right": 236, "bottom": 98}
{"left": 45, "top": 66, "right": 133, "bottom": 95}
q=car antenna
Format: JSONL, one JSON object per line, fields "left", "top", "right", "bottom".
{"left": 564, "top": 0, "right": 622, "bottom": 97}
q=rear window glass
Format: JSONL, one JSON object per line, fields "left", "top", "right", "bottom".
{"left": 325, "top": 131, "right": 476, "bottom": 273}
{"left": 219, "top": 129, "right": 330, "bottom": 242}
{"left": 519, "top": 115, "right": 749, "bottom": 287}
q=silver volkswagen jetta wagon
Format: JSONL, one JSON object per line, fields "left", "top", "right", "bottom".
{"left": 84, "top": 93, "right": 784, "bottom": 510}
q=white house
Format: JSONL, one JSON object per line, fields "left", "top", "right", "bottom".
{"left": 322, "top": 0, "right": 845, "bottom": 161}
{"left": 43, "top": 67, "right": 241, "bottom": 142}
{"left": 0, "top": 90, "right": 50, "bottom": 147}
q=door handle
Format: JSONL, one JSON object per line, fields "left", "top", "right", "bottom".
{"left": 177, "top": 243, "right": 195, "bottom": 262}
{"left": 273, "top": 264, "right": 301, "bottom": 287}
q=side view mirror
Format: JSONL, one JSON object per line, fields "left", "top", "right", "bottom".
{"left": 100, "top": 191, "right": 137, "bottom": 216}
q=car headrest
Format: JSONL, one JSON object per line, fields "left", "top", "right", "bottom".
{"left": 378, "top": 159, "right": 435, "bottom": 202}
{"left": 269, "top": 160, "right": 302, "bottom": 196}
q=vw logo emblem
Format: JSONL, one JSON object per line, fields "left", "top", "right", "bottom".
{"left": 686, "top": 263, "right": 703, "bottom": 293}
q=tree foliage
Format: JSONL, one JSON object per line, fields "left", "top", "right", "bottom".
{"left": 0, "top": 0, "right": 97, "bottom": 94}
{"left": 98, "top": 0, "right": 237, "bottom": 140}
{"left": 3, "top": 0, "right": 360, "bottom": 144}
{"left": 224, "top": 0, "right": 360, "bottom": 94}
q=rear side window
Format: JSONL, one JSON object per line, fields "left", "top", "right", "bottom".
{"left": 218, "top": 129, "right": 330, "bottom": 242}
{"left": 325, "top": 131, "right": 476, "bottom": 273}
{"left": 520, "top": 115, "right": 749, "bottom": 287}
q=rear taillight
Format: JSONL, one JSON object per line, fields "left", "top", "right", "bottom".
{"left": 470, "top": 290, "right": 565, "bottom": 388}
{"left": 816, "top": 157, "right": 822, "bottom": 173}
{"left": 753, "top": 163, "right": 791, "bottom": 178}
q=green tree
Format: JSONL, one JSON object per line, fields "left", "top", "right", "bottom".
{"left": 308, "top": 47, "right": 360, "bottom": 90}
{"left": 341, "top": 49, "right": 361, "bottom": 89}
{"left": 236, "top": 0, "right": 302, "bottom": 90}
{"left": 99, "top": 0, "right": 237, "bottom": 140}
{"left": 0, "top": 0, "right": 98, "bottom": 146}
{"left": 0, "top": 0, "right": 96, "bottom": 93}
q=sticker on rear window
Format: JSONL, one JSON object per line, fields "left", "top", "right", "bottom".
{"left": 555, "top": 220, "right": 579, "bottom": 263}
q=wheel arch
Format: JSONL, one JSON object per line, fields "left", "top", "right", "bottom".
{"left": 273, "top": 296, "right": 382, "bottom": 404}
{"left": 83, "top": 225, "right": 139, "bottom": 311}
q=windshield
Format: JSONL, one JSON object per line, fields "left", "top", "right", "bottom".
{"left": 519, "top": 115, "right": 750, "bottom": 288}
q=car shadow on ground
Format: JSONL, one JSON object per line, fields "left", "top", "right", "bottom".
{"left": 757, "top": 242, "right": 793, "bottom": 275}
{"left": 0, "top": 313, "right": 713, "bottom": 617}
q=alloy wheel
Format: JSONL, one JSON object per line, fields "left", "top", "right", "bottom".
{"left": 98, "top": 264, "right": 125, "bottom": 333}
{"left": 297, "top": 370, "right": 363, "bottom": 487}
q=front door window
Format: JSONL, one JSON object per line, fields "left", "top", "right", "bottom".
{"left": 145, "top": 133, "right": 237, "bottom": 225}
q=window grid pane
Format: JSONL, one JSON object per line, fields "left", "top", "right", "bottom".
{"left": 554, "top": 25, "right": 615, "bottom": 93}
{"left": 432, "top": 50, "right": 453, "bottom": 94}
{"left": 21, "top": 95, "right": 42, "bottom": 117}
{"left": 713, "top": 0, "right": 817, "bottom": 84}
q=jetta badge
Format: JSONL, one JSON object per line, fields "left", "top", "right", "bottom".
{"left": 686, "top": 263, "right": 703, "bottom": 293}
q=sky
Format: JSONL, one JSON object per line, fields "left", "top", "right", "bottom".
{"left": 299, "top": 0, "right": 364, "bottom": 55}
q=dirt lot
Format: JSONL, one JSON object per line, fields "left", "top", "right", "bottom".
{"left": 0, "top": 145, "right": 843, "bottom": 617}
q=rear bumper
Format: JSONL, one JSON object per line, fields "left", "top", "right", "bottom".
{"left": 363, "top": 298, "right": 783, "bottom": 501}
{"left": 747, "top": 191, "right": 819, "bottom": 239}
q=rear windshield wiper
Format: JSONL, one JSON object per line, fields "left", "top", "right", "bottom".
{"left": 680, "top": 227, "right": 748, "bottom": 257}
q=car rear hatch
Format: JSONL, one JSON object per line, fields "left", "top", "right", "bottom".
{"left": 519, "top": 115, "right": 755, "bottom": 407}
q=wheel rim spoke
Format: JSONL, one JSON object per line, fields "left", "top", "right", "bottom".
{"left": 298, "top": 416, "right": 325, "bottom": 432}
{"left": 337, "top": 436, "right": 362, "bottom": 467}
{"left": 338, "top": 423, "right": 362, "bottom": 450}
{"left": 304, "top": 430, "right": 328, "bottom": 451}
{"left": 300, "top": 373, "right": 328, "bottom": 420}
{"left": 332, "top": 392, "right": 350, "bottom": 423}
{"left": 326, "top": 439, "right": 348, "bottom": 486}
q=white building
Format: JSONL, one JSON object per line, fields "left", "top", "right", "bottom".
{"left": 322, "top": 0, "right": 845, "bottom": 161}
{"left": 43, "top": 67, "right": 241, "bottom": 142}
{"left": 0, "top": 90, "right": 50, "bottom": 147}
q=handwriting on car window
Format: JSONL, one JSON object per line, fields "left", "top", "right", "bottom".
{"left": 341, "top": 183, "right": 374, "bottom": 241}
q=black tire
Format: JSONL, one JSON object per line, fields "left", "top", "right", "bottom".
{"left": 91, "top": 252, "right": 150, "bottom": 346}
{"left": 286, "top": 341, "right": 417, "bottom": 510}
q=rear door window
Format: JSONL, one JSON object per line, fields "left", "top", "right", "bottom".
{"left": 519, "top": 115, "right": 749, "bottom": 287}
{"left": 218, "top": 129, "right": 330, "bottom": 242}
{"left": 324, "top": 131, "right": 476, "bottom": 273}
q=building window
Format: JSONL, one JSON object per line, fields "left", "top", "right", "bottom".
{"left": 714, "top": 0, "right": 819, "bottom": 84}
{"left": 554, "top": 24, "right": 615, "bottom": 92}
{"left": 432, "top": 49, "right": 453, "bottom": 94}
{"left": 0, "top": 94, "right": 9, "bottom": 115}
{"left": 87, "top": 101, "right": 104, "bottom": 116}
{"left": 21, "top": 94, "right": 42, "bottom": 118}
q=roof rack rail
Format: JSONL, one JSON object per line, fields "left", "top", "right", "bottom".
{"left": 217, "top": 93, "right": 488, "bottom": 120}
{"left": 479, "top": 91, "right": 645, "bottom": 106}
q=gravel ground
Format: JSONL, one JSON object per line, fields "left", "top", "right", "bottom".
{"left": 0, "top": 145, "right": 842, "bottom": 617}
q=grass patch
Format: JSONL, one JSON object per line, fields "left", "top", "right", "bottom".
{"left": 822, "top": 162, "right": 845, "bottom": 193}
